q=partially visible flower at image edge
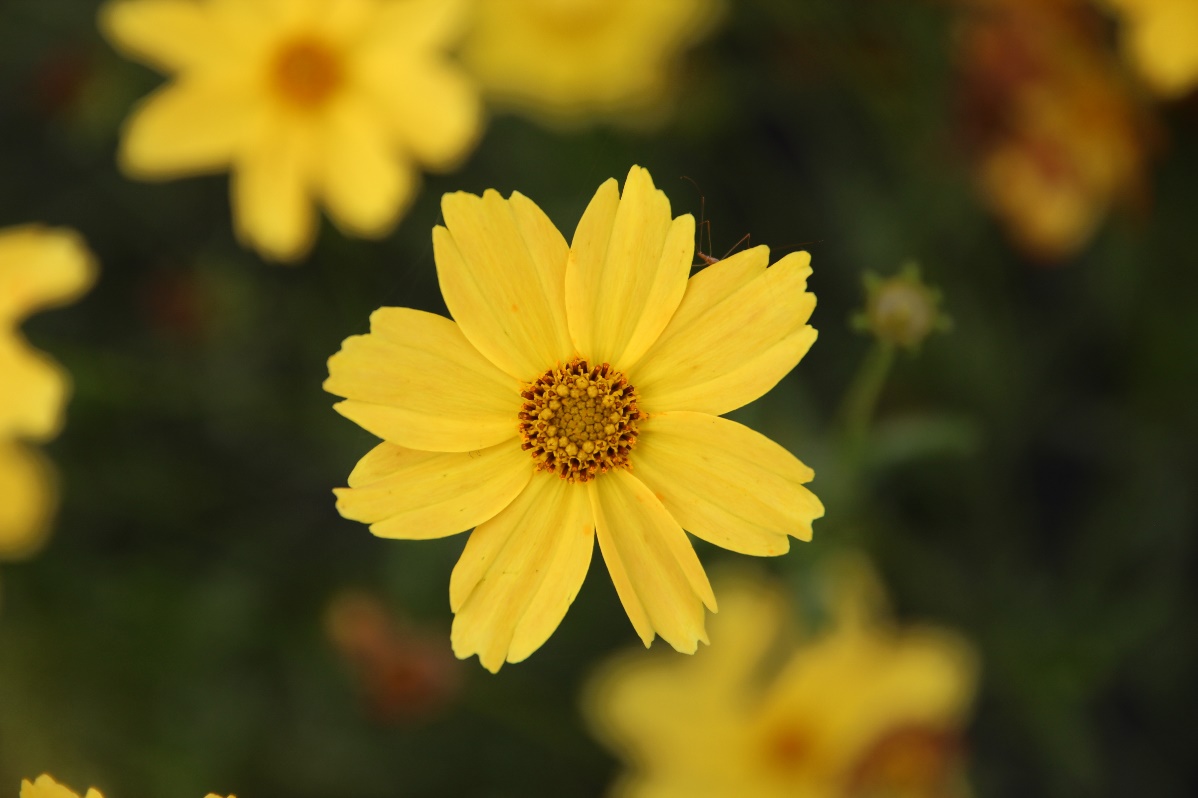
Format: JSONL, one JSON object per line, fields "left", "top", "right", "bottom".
{"left": 325, "top": 165, "right": 823, "bottom": 672}
{"left": 20, "top": 774, "right": 231, "bottom": 798}
{"left": 957, "top": 0, "right": 1150, "bottom": 262}
{"left": 584, "top": 560, "right": 979, "bottom": 798}
{"left": 461, "top": 0, "right": 723, "bottom": 125}
{"left": 0, "top": 226, "right": 95, "bottom": 575}
{"left": 1102, "top": 0, "right": 1198, "bottom": 98}
{"left": 99, "top": 0, "right": 483, "bottom": 262}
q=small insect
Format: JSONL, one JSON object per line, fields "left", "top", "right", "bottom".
{"left": 680, "top": 176, "right": 751, "bottom": 271}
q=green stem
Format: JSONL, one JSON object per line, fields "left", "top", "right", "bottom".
{"left": 838, "top": 341, "right": 896, "bottom": 463}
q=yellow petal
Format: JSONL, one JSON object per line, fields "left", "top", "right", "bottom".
{"left": 632, "top": 412, "right": 823, "bottom": 556}
{"left": 590, "top": 469, "right": 715, "bottom": 652}
{"left": 325, "top": 307, "right": 521, "bottom": 452}
{"left": 434, "top": 189, "right": 573, "bottom": 381}
{"left": 0, "top": 443, "right": 56, "bottom": 559}
{"left": 118, "top": 78, "right": 262, "bottom": 180}
{"left": 230, "top": 116, "right": 316, "bottom": 262}
{"left": 633, "top": 248, "right": 817, "bottom": 416}
{"left": 359, "top": 54, "right": 483, "bottom": 171}
{"left": 0, "top": 335, "right": 70, "bottom": 439}
{"left": 0, "top": 227, "right": 96, "bottom": 440}
{"left": 584, "top": 573, "right": 792, "bottom": 765}
{"left": 1115, "top": 0, "right": 1198, "bottom": 97}
{"left": 760, "top": 626, "right": 978, "bottom": 764}
{"left": 355, "top": 0, "right": 478, "bottom": 170}
{"left": 0, "top": 226, "right": 97, "bottom": 323}
{"left": 565, "top": 166, "right": 694, "bottom": 368}
{"left": 370, "top": 0, "right": 467, "bottom": 50}
{"left": 450, "top": 473, "right": 594, "bottom": 672}
{"left": 20, "top": 774, "right": 90, "bottom": 798}
{"left": 98, "top": 0, "right": 217, "bottom": 73}
{"left": 333, "top": 439, "right": 531, "bottom": 539}
{"left": 317, "top": 94, "right": 415, "bottom": 237}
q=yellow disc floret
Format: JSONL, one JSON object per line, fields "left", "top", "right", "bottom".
{"left": 272, "top": 37, "right": 344, "bottom": 109}
{"left": 518, "top": 357, "right": 643, "bottom": 482}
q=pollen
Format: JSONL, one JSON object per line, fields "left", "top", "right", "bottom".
{"left": 518, "top": 357, "right": 643, "bottom": 482}
{"left": 272, "top": 37, "right": 343, "bottom": 109}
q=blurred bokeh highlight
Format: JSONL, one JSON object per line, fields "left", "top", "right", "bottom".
{"left": 1, "top": 0, "right": 1196, "bottom": 796}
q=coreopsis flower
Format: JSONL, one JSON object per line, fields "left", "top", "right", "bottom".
{"left": 0, "top": 226, "right": 95, "bottom": 573}
{"left": 100, "top": 0, "right": 483, "bottom": 262}
{"left": 1103, "top": 0, "right": 1198, "bottom": 97}
{"left": 326, "top": 166, "right": 822, "bottom": 672}
{"left": 20, "top": 774, "right": 230, "bottom": 798}
{"left": 957, "top": 0, "right": 1150, "bottom": 261}
{"left": 461, "top": 0, "right": 723, "bottom": 125}
{"left": 585, "top": 562, "right": 979, "bottom": 798}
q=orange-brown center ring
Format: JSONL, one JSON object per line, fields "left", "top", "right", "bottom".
{"left": 518, "top": 357, "right": 643, "bottom": 482}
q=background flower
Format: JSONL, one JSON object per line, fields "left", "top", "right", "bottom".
{"left": 19, "top": 773, "right": 229, "bottom": 798}
{"left": 0, "top": 227, "right": 95, "bottom": 586}
{"left": 1102, "top": 0, "right": 1198, "bottom": 98}
{"left": 955, "top": 0, "right": 1152, "bottom": 262}
{"left": 586, "top": 560, "right": 978, "bottom": 798}
{"left": 100, "top": 0, "right": 483, "bottom": 262}
{"left": 462, "top": 0, "right": 723, "bottom": 126}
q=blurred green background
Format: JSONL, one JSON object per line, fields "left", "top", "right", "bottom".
{"left": 1, "top": 0, "right": 1196, "bottom": 796}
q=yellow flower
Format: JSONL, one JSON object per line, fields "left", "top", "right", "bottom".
{"left": 585, "top": 561, "right": 979, "bottom": 798}
{"left": 1104, "top": 0, "right": 1198, "bottom": 97}
{"left": 326, "top": 165, "right": 822, "bottom": 672}
{"left": 462, "top": 0, "right": 723, "bottom": 125}
{"left": 100, "top": 0, "right": 483, "bottom": 262}
{"left": 0, "top": 226, "right": 95, "bottom": 567}
{"left": 20, "top": 775, "right": 102, "bottom": 798}
{"left": 20, "top": 774, "right": 231, "bottom": 798}
{"left": 958, "top": 0, "right": 1149, "bottom": 261}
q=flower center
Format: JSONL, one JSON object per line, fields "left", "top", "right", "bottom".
{"left": 848, "top": 725, "right": 959, "bottom": 795}
{"left": 272, "top": 37, "right": 343, "bottom": 109}
{"left": 518, "top": 357, "right": 642, "bottom": 482}
{"left": 763, "top": 724, "right": 814, "bottom": 775}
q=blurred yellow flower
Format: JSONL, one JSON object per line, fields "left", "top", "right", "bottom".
{"left": 958, "top": 0, "right": 1150, "bottom": 262}
{"left": 462, "top": 0, "right": 723, "bottom": 125}
{"left": 20, "top": 774, "right": 102, "bottom": 798}
{"left": 585, "top": 562, "right": 978, "bottom": 798}
{"left": 326, "top": 165, "right": 822, "bottom": 672}
{"left": 100, "top": 0, "right": 483, "bottom": 262}
{"left": 20, "top": 774, "right": 231, "bottom": 798}
{"left": 1104, "top": 0, "right": 1198, "bottom": 97}
{"left": 0, "top": 226, "right": 95, "bottom": 568}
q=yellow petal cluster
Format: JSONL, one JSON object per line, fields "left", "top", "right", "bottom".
{"left": 20, "top": 774, "right": 231, "bottom": 798}
{"left": 0, "top": 227, "right": 95, "bottom": 581}
{"left": 326, "top": 166, "right": 823, "bottom": 672}
{"left": 100, "top": 0, "right": 483, "bottom": 262}
{"left": 462, "top": 0, "right": 723, "bottom": 125}
{"left": 958, "top": 0, "right": 1149, "bottom": 261}
{"left": 1103, "top": 0, "right": 1198, "bottom": 97}
{"left": 584, "top": 561, "right": 979, "bottom": 798}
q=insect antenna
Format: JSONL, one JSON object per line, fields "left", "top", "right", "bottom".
{"left": 680, "top": 175, "right": 751, "bottom": 270}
